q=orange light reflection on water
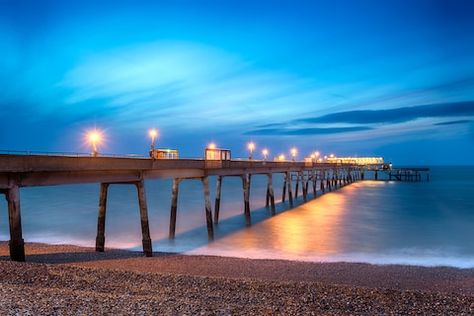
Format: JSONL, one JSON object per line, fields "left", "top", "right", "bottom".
{"left": 271, "top": 191, "right": 349, "bottom": 256}
{"left": 208, "top": 187, "right": 355, "bottom": 259}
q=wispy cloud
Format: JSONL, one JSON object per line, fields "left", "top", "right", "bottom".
{"left": 295, "top": 101, "right": 474, "bottom": 125}
{"left": 58, "top": 41, "right": 340, "bottom": 130}
{"left": 434, "top": 120, "right": 472, "bottom": 126}
{"left": 245, "top": 126, "right": 373, "bottom": 136}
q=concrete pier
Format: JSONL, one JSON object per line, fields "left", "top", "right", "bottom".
{"left": 0, "top": 153, "right": 429, "bottom": 261}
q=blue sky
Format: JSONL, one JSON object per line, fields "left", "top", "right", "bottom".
{"left": 0, "top": 0, "right": 473, "bottom": 164}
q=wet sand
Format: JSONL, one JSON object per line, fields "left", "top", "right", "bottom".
{"left": 1, "top": 242, "right": 473, "bottom": 315}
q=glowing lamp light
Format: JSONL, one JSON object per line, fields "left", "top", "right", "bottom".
{"left": 330, "top": 153, "right": 335, "bottom": 158}
{"left": 262, "top": 148, "right": 269, "bottom": 160}
{"left": 148, "top": 128, "right": 158, "bottom": 149}
{"left": 208, "top": 142, "right": 216, "bottom": 149}
{"left": 247, "top": 142, "right": 256, "bottom": 160}
{"left": 290, "top": 147, "right": 297, "bottom": 161}
{"left": 278, "top": 154, "right": 285, "bottom": 161}
{"left": 247, "top": 142, "right": 255, "bottom": 151}
{"left": 314, "top": 151, "right": 320, "bottom": 157}
{"left": 87, "top": 129, "right": 103, "bottom": 157}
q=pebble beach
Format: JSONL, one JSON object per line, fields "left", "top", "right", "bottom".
{"left": 1, "top": 242, "right": 473, "bottom": 315}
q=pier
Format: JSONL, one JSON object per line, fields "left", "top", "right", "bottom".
{"left": 0, "top": 153, "right": 429, "bottom": 261}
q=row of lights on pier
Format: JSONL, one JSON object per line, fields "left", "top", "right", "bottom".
{"left": 86, "top": 128, "right": 336, "bottom": 161}
{"left": 245, "top": 141, "right": 336, "bottom": 162}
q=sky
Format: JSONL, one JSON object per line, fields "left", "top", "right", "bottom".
{"left": 0, "top": 0, "right": 473, "bottom": 165}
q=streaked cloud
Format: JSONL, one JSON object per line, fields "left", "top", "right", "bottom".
{"left": 434, "top": 120, "right": 472, "bottom": 126}
{"left": 295, "top": 101, "right": 474, "bottom": 125}
{"left": 246, "top": 126, "right": 373, "bottom": 136}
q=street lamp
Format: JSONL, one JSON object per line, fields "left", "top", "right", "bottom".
{"left": 262, "top": 148, "right": 269, "bottom": 160}
{"left": 247, "top": 142, "right": 256, "bottom": 160}
{"left": 87, "top": 130, "right": 103, "bottom": 157}
{"left": 149, "top": 128, "right": 158, "bottom": 150}
{"left": 290, "top": 147, "right": 297, "bottom": 161}
{"left": 311, "top": 151, "right": 320, "bottom": 162}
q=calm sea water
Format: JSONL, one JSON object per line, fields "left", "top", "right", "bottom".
{"left": 1, "top": 166, "right": 473, "bottom": 267}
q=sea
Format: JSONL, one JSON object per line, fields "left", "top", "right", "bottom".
{"left": 1, "top": 166, "right": 473, "bottom": 268}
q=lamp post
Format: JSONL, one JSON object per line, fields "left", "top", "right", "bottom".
{"left": 312, "top": 151, "right": 320, "bottom": 162}
{"left": 290, "top": 147, "right": 297, "bottom": 162}
{"left": 248, "top": 142, "right": 255, "bottom": 160}
{"left": 88, "top": 130, "right": 102, "bottom": 157}
{"left": 149, "top": 128, "right": 158, "bottom": 150}
{"left": 262, "top": 148, "right": 269, "bottom": 161}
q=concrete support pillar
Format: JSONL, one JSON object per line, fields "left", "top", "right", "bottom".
{"left": 267, "top": 173, "right": 276, "bottom": 215}
{"left": 242, "top": 174, "right": 251, "bottom": 226}
{"left": 286, "top": 172, "right": 294, "bottom": 207}
{"left": 295, "top": 173, "right": 300, "bottom": 199}
{"left": 201, "top": 176, "right": 214, "bottom": 240}
{"left": 95, "top": 183, "right": 109, "bottom": 252}
{"left": 6, "top": 185, "right": 25, "bottom": 262}
{"left": 135, "top": 180, "right": 153, "bottom": 257}
{"left": 282, "top": 172, "right": 287, "bottom": 202}
{"left": 375, "top": 170, "right": 378, "bottom": 180}
{"left": 312, "top": 170, "right": 317, "bottom": 197}
{"left": 169, "top": 178, "right": 181, "bottom": 239}
{"left": 320, "top": 171, "right": 325, "bottom": 193}
{"left": 265, "top": 182, "right": 270, "bottom": 208}
{"left": 301, "top": 171, "right": 308, "bottom": 202}
{"left": 214, "top": 176, "right": 223, "bottom": 224}
{"left": 305, "top": 171, "right": 310, "bottom": 196}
